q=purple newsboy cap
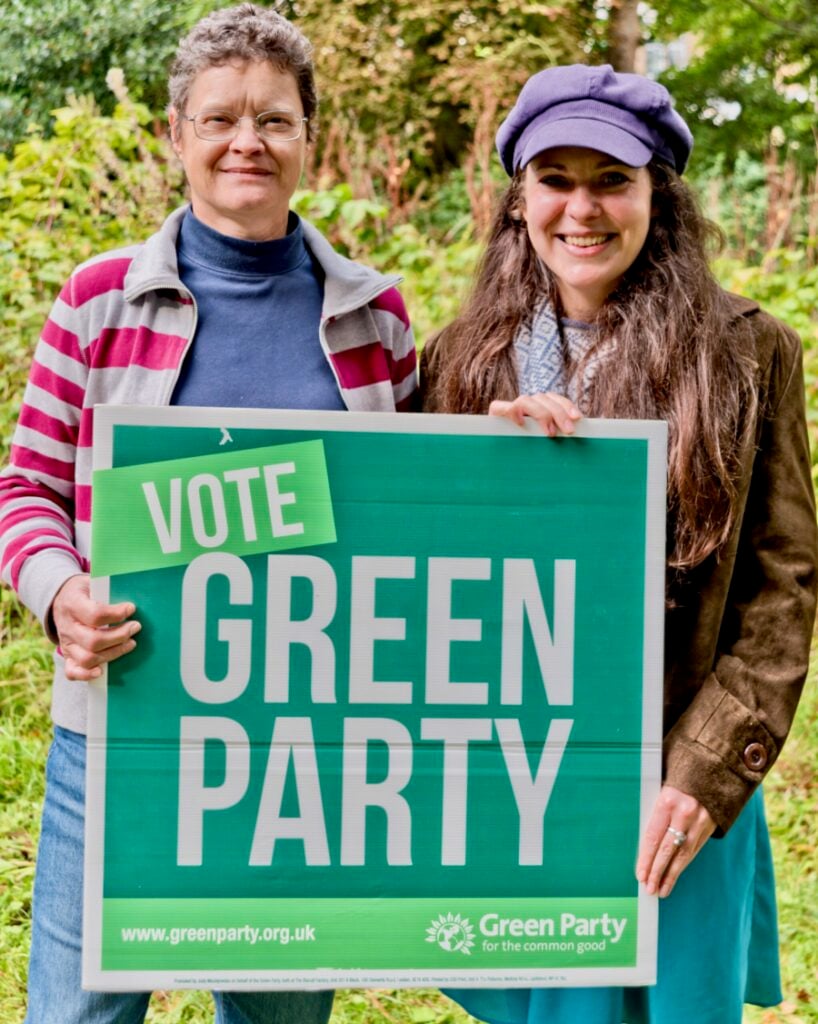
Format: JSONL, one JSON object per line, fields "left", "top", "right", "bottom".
{"left": 496, "top": 64, "right": 694, "bottom": 176}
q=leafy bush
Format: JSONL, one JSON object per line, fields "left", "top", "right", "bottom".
{"left": 0, "top": 77, "right": 183, "bottom": 459}
{"left": 715, "top": 253, "right": 818, "bottom": 481}
{"left": 0, "top": 0, "right": 215, "bottom": 151}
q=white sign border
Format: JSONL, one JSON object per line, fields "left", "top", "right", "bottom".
{"left": 84, "top": 404, "right": 666, "bottom": 991}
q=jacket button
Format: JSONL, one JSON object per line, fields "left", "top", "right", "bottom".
{"left": 743, "top": 743, "right": 768, "bottom": 771}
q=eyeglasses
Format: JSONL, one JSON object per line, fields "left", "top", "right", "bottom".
{"left": 182, "top": 109, "right": 308, "bottom": 142}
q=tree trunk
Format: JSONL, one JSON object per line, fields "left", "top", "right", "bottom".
{"left": 608, "top": 0, "right": 641, "bottom": 72}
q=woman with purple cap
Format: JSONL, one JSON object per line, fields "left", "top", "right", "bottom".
{"left": 423, "top": 64, "right": 816, "bottom": 1023}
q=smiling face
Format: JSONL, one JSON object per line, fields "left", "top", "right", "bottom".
{"left": 169, "top": 60, "right": 307, "bottom": 240}
{"left": 522, "top": 146, "right": 653, "bottom": 320}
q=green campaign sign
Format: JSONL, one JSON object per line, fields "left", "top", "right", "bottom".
{"left": 84, "top": 405, "right": 666, "bottom": 992}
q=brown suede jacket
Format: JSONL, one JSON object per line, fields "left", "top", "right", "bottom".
{"left": 421, "top": 294, "right": 817, "bottom": 835}
{"left": 662, "top": 296, "right": 816, "bottom": 833}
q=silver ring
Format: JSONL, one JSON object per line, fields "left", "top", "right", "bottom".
{"left": 667, "top": 826, "right": 687, "bottom": 847}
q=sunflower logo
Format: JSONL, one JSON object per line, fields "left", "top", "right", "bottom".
{"left": 425, "top": 913, "right": 476, "bottom": 955}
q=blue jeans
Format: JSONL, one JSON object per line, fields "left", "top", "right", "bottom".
{"left": 25, "top": 727, "right": 335, "bottom": 1024}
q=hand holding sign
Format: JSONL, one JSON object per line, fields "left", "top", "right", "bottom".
{"left": 51, "top": 574, "right": 141, "bottom": 681}
{"left": 489, "top": 392, "right": 582, "bottom": 437}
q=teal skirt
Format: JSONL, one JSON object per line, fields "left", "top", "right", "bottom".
{"left": 444, "top": 789, "right": 781, "bottom": 1024}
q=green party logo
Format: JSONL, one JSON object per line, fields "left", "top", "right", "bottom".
{"left": 425, "top": 913, "right": 476, "bottom": 955}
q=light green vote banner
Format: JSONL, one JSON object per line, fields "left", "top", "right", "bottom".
{"left": 83, "top": 405, "right": 666, "bottom": 992}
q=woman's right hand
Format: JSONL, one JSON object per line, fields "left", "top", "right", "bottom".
{"left": 489, "top": 392, "right": 582, "bottom": 436}
{"left": 50, "top": 574, "right": 141, "bottom": 681}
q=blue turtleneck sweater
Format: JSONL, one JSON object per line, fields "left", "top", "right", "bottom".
{"left": 171, "top": 210, "right": 345, "bottom": 410}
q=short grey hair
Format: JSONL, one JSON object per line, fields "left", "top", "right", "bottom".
{"left": 168, "top": 3, "right": 317, "bottom": 141}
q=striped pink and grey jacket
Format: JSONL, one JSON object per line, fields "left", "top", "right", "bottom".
{"left": 0, "top": 205, "right": 417, "bottom": 732}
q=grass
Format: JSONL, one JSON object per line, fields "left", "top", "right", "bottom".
{"left": 1, "top": 593, "right": 815, "bottom": 1024}
{"left": 743, "top": 674, "right": 818, "bottom": 1024}
{"left": 0, "top": 595, "right": 52, "bottom": 1022}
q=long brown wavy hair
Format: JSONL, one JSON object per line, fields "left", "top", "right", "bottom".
{"left": 422, "top": 160, "right": 759, "bottom": 569}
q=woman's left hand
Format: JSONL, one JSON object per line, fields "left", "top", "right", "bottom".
{"left": 635, "top": 785, "right": 716, "bottom": 898}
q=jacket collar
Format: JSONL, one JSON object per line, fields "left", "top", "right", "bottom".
{"left": 725, "top": 291, "right": 761, "bottom": 320}
{"left": 124, "top": 204, "right": 402, "bottom": 316}
{"left": 300, "top": 219, "right": 401, "bottom": 318}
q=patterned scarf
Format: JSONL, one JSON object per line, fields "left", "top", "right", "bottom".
{"left": 513, "top": 296, "right": 608, "bottom": 410}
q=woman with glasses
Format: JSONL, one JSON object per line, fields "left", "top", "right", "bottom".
{"left": 1, "top": 5, "right": 415, "bottom": 1022}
